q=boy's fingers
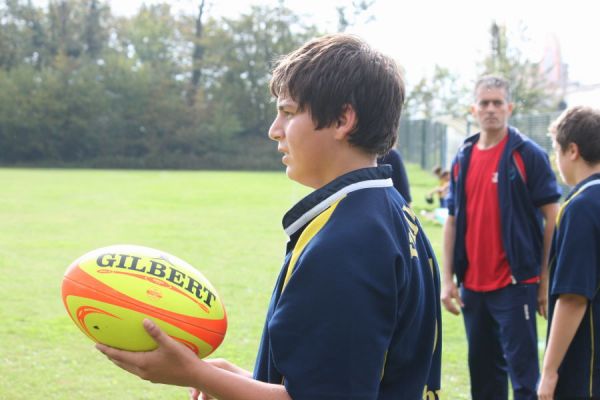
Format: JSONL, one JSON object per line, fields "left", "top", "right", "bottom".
{"left": 96, "top": 343, "right": 123, "bottom": 360}
{"left": 441, "top": 298, "right": 460, "bottom": 315}
{"left": 143, "top": 319, "right": 170, "bottom": 345}
{"left": 96, "top": 343, "right": 108, "bottom": 354}
{"left": 456, "top": 292, "right": 464, "bottom": 308}
{"left": 96, "top": 343, "right": 130, "bottom": 363}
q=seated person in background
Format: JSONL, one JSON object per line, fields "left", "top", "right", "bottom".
{"left": 422, "top": 168, "right": 450, "bottom": 224}
{"left": 425, "top": 169, "right": 450, "bottom": 208}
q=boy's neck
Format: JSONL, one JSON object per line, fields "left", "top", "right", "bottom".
{"left": 313, "top": 149, "right": 377, "bottom": 189}
{"left": 573, "top": 162, "right": 600, "bottom": 186}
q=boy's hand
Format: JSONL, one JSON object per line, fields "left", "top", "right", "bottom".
{"left": 96, "top": 319, "right": 200, "bottom": 387}
{"left": 188, "top": 387, "right": 215, "bottom": 400}
{"left": 188, "top": 359, "right": 252, "bottom": 400}
{"left": 538, "top": 277, "right": 548, "bottom": 319}
{"left": 537, "top": 369, "right": 558, "bottom": 400}
{"left": 441, "top": 280, "right": 463, "bottom": 315}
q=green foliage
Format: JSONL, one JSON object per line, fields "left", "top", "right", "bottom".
{"left": 405, "top": 65, "right": 470, "bottom": 120}
{"left": 122, "top": 3, "right": 181, "bottom": 73}
{"left": 481, "top": 22, "right": 562, "bottom": 115}
{"left": 0, "top": 1, "right": 320, "bottom": 168}
{"left": 1, "top": 0, "right": 50, "bottom": 69}
{"left": 336, "top": 0, "right": 376, "bottom": 32}
{"left": 200, "top": 4, "right": 321, "bottom": 137}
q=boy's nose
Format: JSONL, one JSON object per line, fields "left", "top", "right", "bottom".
{"left": 268, "top": 121, "right": 283, "bottom": 141}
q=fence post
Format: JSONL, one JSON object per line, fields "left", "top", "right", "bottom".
{"left": 441, "top": 124, "right": 448, "bottom": 169}
{"left": 421, "top": 120, "right": 427, "bottom": 170}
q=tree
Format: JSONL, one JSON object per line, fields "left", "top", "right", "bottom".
{"left": 186, "top": 0, "right": 206, "bottom": 106}
{"left": 120, "top": 3, "right": 183, "bottom": 75}
{"left": 405, "top": 65, "right": 469, "bottom": 120}
{"left": 47, "top": 0, "right": 84, "bottom": 58}
{"left": 0, "top": 0, "right": 48, "bottom": 69}
{"left": 481, "top": 21, "right": 562, "bottom": 115}
{"left": 200, "top": 3, "right": 321, "bottom": 137}
{"left": 0, "top": 0, "right": 323, "bottom": 169}
{"left": 336, "top": 0, "right": 375, "bottom": 32}
{"left": 83, "top": 0, "right": 109, "bottom": 59}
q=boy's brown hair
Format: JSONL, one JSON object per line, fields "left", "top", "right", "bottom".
{"left": 554, "top": 106, "right": 600, "bottom": 164}
{"left": 269, "top": 33, "right": 405, "bottom": 155}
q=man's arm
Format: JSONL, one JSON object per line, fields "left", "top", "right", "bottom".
{"left": 97, "top": 319, "right": 292, "bottom": 400}
{"left": 538, "top": 294, "right": 588, "bottom": 400}
{"left": 538, "top": 202, "right": 560, "bottom": 318}
{"left": 441, "top": 215, "right": 463, "bottom": 315}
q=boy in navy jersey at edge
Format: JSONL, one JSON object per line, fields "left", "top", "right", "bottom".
{"left": 538, "top": 106, "right": 600, "bottom": 399}
{"left": 96, "top": 33, "right": 442, "bottom": 400}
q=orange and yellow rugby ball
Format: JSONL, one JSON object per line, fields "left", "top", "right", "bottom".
{"left": 61, "top": 244, "right": 226, "bottom": 358}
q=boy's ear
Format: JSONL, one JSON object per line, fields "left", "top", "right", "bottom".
{"left": 334, "top": 104, "right": 358, "bottom": 140}
{"left": 567, "top": 142, "right": 580, "bottom": 161}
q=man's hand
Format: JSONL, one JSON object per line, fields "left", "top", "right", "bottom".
{"left": 96, "top": 319, "right": 201, "bottom": 387}
{"left": 441, "top": 280, "right": 463, "bottom": 315}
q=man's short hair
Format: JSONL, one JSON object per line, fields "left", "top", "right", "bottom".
{"left": 474, "top": 75, "right": 511, "bottom": 102}
{"left": 269, "top": 33, "right": 405, "bottom": 155}
{"left": 554, "top": 106, "right": 600, "bottom": 164}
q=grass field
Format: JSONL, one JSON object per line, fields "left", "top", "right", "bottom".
{"left": 0, "top": 166, "right": 547, "bottom": 399}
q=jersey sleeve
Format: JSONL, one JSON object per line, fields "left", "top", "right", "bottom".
{"left": 268, "top": 225, "right": 400, "bottom": 399}
{"left": 523, "top": 144, "right": 562, "bottom": 207}
{"left": 445, "top": 158, "right": 459, "bottom": 216}
{"left": 551, "top": 200, "right": 599, "bottom": 299}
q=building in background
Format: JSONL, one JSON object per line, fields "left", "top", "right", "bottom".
{"left": 539, "top": 33, "right": 569, "bottom": 103}
{"left": 540, "top": 33, "right": 600, "bottom": 109}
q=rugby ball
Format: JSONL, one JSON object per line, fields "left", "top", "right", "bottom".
{"left": 61, "top": 244, "right": 227, "bottom": 358}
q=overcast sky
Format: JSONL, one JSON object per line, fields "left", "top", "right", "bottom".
{"left": 96, "top": 0, "right": 598, "bottom": 88}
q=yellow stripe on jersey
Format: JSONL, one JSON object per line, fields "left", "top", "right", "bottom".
{"left": 429, "top": 257, "right": 439, "bottom": 355}
{"left": 422, "top": 386, "right": 441, "bottom": 399}
{"left": 590, "top": 304, "right": 595, "bottom": 397}
{"left": 402, "top": 205, "right": 419, "bottom": 258}
{"left": 556, "top": 179, "right": 600, "bottom": 227}
{"left": 556, "top": 190, "right": 581, "bottom": 228}
{"left": 281, "top": 197, "right": 344, "bottom": 292}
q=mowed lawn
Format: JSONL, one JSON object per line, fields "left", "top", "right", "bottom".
{"left": 0, "top": 167, "right": 547, "bottom": 399}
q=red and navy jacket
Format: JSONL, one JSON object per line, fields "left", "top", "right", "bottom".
{"left": 446, "top": 126, "right": 561, "bottom": 284}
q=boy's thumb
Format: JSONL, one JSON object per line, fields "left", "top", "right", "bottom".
{"left": 143, "top": 319, "right": 169, "bottom": 345}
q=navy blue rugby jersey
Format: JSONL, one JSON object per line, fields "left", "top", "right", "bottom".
{"left": 254, "top": 166, "right": 442, "bottom": 400}
{"left": 548, "top": 173, "right": 600, "bottom": 398}
{"left": 377, "top": 148, "right": 412, "bottom": 203}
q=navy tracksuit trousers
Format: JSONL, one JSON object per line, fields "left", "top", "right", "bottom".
{"left": 461, "top": 283, "right": 539, "bottom": 400}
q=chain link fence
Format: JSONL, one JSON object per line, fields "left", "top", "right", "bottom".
{"left": 397, "top": 112, "right": 562, "bottom": 172}
{"left": 508, "top": 112, "right": 561, "bottom": 152}
{"left": 397, "top": 118, "right": 448, "bottom": 171}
